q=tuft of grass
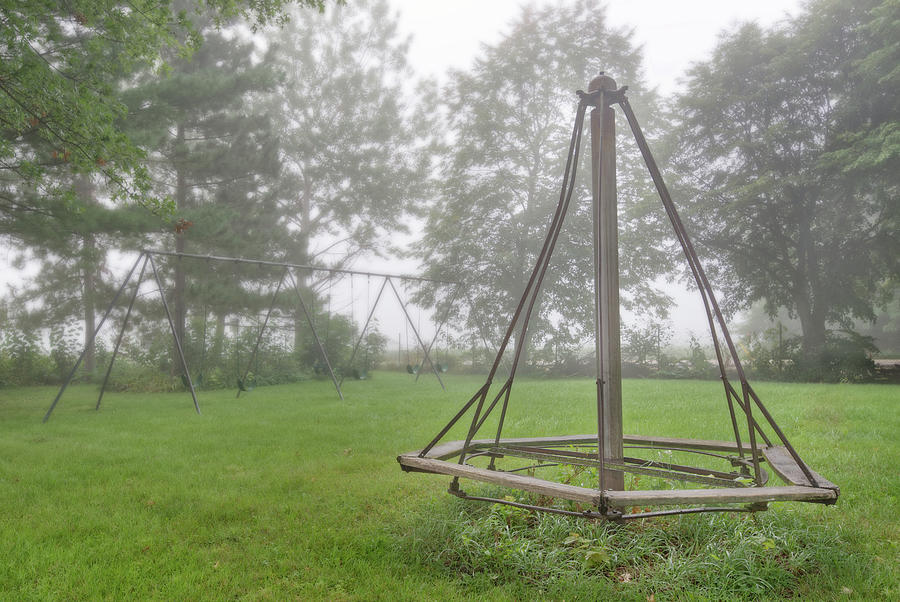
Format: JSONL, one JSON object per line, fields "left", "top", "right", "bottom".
{"left": 399, "top": 487, "right": 858, "bottom": 601}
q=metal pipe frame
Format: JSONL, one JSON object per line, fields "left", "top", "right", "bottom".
{"left": 149, "top": 253, "right": 201, "bottom": 415}
{"left": 43, "top": 252, "right": 147, "bottom": 422}
{"left": 451, "top": 489, "right": 757, "bottom": 521}
{"left": 339, "top": 277, "right": 388, "bottom": 387}
{"left": 413, "top": 79, "right": 828, "bottom": 508}
{"left": 387, "top": 277, "right": 446, "bottom": 390}
{"left": 415, "top": 283, "right": 463, "bottom": 383}
{"left": 143, "top": 249, "right": 457, "bottom": 285}
{"left": 286, "top": 270, "right": 344, "bottom": 401}
{"left": 236, "top": 268, "right": 288, "bottom": 398}
{"left": 96, "top": 254, "right": 150, "bottom": 410}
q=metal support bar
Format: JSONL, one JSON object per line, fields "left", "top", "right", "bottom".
{"left": 450, "top": 489, "right": 756, "bottom": 521}
{"left": 148, "top": 254, "right": 201, "bottom": 415}
{"left": 415, "top": 283, "right": 462, "bottom": 383}
{"left": 286, "top": 270, "right": 344, "bottom": 400}
{"left": 616, "top": 98, "right": 748, "bottom": 460}
{"left": 96, "top": 254, "right": 149, "bottom": 410}
{"left": 418, "top": 382, "right": 491, "bottom": 457}
{"left": 745, "top": 384, "right": 819, "bottom": 486}
{"left": 617, "top": 98, "right": 765, "bottom": 483}
{"left": 236, "top": 268, "right": 287, "bottom": 398}
{"left": 143, "top": 249, "right": 456, "bottom": 285}
{"left": 387, "top": 277, "right": 445, "bottom": 390}
{"left": 339, "top": 277, "right": 388, "bottom": 387}
{"left": 477, "top": 101, "right": 590, "bottom": 463}
{"left": 43, "top": 252, "right": 146, "bottom": 423}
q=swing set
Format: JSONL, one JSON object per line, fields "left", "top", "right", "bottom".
{"left": 43, "top": 250, "right": 458, "bottom": 422}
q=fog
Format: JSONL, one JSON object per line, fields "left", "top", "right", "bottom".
{"left": 9, "top": 0, "right": 891, "bottom": 384}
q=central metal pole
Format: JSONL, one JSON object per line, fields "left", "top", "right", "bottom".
{"left": 590, "top": 74, "right": 624, "bottom": 491}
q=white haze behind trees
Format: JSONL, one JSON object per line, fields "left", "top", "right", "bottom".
{"left": 376, "top": 0, "right": 804, "bottom": 345}
{"left": 0, "top": 0, "right": 803, "bottom": 347}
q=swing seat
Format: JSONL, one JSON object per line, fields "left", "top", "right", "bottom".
{"left": 437, "top": 363, "right": 449, "bottom": 373}
{"left": 406, "top": 364, "right": 419, "bottom": 375}
{"left": 237, "top": 376, "right": 256, "bottom": 392}
{"left": 351, "top": 367, "right": 369, "bottom": 380}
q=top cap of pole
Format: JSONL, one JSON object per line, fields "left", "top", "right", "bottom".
{"left": 589, "top": 73, "right": 617, "bottom": 92}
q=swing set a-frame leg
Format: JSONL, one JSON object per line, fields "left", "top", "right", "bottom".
{"left": 148, "top": 253, "right": 201, "bottom": 415}
{"left": 43, "top": 252, "right": 146, "bottom": 423}
{"left": 340, "top": 277, "right": 388, "bottom": 387}
{"left": 388, "top": 277, "right": 445, "bottom": 391}
{"left": 287, "top": 270, "right": 344, "bottom": 400}
{"left": 96, "top": 253, "right": 150, "bottom": 411}
{"left": 236, "top": 268, "right": 288, "bottom": 398}
{"left": 414, "top": 283, "right": 462, "bottom": 384}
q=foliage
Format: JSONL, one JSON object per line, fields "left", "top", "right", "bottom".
{"left": 121, "top": 21, "right": 285, "bottom": 256}
{"left": 408, "top": 492, "right": 848, "bottom": 600}
{"left": 746, "top": 327, "right": 878, "bottom": 383}
{"left": 0, "top": 327, "right": 54, "bottom": 386}
{"left": 622, "top": 320, "right": 672, "bottom": 368}
{"left": 267, "top": 0, "right": 425, "bottom": 267}
{"left": 413, "top": 0, "right": 672, "bottom": 369}
{"left": 1, "top": 0, "right": 332, "bottom": 384}
{"left": 0, "top": 0, "right": 329, "bottom": 216}
{"left": 668, "top": 0, "right": 900, "bottom": 354}
{"left": 654, "top": 334, "right": 719, "bottom": 380}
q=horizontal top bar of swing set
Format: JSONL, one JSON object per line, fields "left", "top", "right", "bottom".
{"left": 140, "top": 249, "right": 458, "bottom": 285}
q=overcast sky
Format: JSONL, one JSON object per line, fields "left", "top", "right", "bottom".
{"left": 395, "top": 0, "right": 802, "bottom": 96}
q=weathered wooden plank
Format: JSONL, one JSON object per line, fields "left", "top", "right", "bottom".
{"left": 412, "top": 434, "right": 753, "bottom": 461}
{"left": 623, "top": 435, "right": 749, "bottom": 453}
{"left": 397, "top": 454, "right": 603, "bottom": 506}
{"left": 762, "top": 446, "right": 838, "bottom": 490}
{"left": 591, "top": 74, "right": 625, "bottom": 492}
{"left": 604, "top": 485, "right": 837, "bottom": 507}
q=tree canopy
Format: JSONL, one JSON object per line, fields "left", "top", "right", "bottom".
{"left": 0, "top": 0, "right": 329, "bottom": 216}
{"left": 669, "top": 0, "right": 899, "bottom": 354}
{"left": 412, "top": 0, "right": 671, "bottom": 367}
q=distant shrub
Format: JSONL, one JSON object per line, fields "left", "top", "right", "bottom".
{"left": 746, "top": 329, "right": 877, "bottom": 383}
{"left": 0, "top": 328, "right": 56, "bottom": 386}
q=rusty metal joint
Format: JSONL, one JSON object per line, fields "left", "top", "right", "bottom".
{"left": 577, "top": 86, "right": 628, "bottom": 107}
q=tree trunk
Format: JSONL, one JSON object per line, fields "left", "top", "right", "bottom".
{"left": 293, "top": 178, "right": 311, "bottom": 356}
{"left": 211, "top": 312, "right": 226, "bottom": 368}
{"left": 82, "top": 234, "right": 96, "bottom": 379}
{"left": 795, "top": 195, "right": 826, "bottom": 354}
{"left": 74, "top": 176, "right": 98, "bottom": 380}
{"left": 173, "top": 121, "right": 187, "bottom": 374}
{"left": 797, "top": 302, "right": 827, "bottom": 354}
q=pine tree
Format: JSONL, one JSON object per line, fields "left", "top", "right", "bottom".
{"left": 121, "top": 20, "right": 285, "bottom": 370}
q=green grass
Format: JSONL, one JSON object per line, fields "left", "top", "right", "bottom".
{"left": 0, "top": 374, "right": 897, "bottom": 600}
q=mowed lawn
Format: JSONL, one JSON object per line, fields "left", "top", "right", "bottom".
{"left": 0, "top": 374, "right": 897, "bottom": 600}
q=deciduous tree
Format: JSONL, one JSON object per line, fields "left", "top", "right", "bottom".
{"left": 412, "top": 0, "right": 670, "bottom": 366}
{"left": 669, "top": 0, "right": 899, "bottom": 355}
